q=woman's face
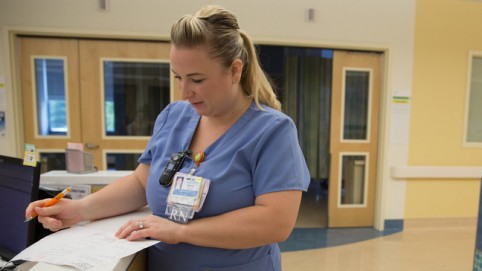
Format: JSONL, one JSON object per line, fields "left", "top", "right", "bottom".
{"left": 170, "top": 45, "right": 244, "bottom": 118}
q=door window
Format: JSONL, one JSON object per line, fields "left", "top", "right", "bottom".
{"left": 34, "top": 58, "right": 68, "bottom": 136}
{"left": 103, "top": 60, "right": 170, "bottom": 137}
{"left": 343, "top": 69, "right": 371, "bottom": 141}
{"left": 106, "top": 152, "right": 142, "bottom": 170}
{"left": 340, "top": 154, "right": 368, "bottom": 206}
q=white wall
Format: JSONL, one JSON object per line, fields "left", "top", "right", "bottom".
{"left": 0, "top": 0, "right": 416, "bottom": 228}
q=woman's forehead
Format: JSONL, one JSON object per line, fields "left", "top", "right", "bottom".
{"left": 170, "top": 45, "right": 223, "bottom": 74}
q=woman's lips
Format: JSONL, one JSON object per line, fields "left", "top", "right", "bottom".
{"left": 190, "top": 101, "right": 203, "bottom": 109}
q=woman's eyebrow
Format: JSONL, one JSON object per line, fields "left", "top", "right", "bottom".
{"left": 171, "top": 70, "right": 205, "bottom": 77}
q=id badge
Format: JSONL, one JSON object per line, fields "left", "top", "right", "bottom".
{"left": 165, "top": 172, "right": 210, "bottom": 223}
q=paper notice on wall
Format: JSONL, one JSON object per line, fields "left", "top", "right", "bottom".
{"left": 390, "top": 91, "right": 411, "bottom": 145}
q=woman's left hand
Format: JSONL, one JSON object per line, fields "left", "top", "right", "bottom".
{"left": 115, "top": 215, "right": 183, "bottom": 244}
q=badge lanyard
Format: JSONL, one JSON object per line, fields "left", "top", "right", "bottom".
{"left": 189, "top": 152, "right": 205, "bottom": 175}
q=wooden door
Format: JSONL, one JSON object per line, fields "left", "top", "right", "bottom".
{"left": 20, "top": 37, "right": 82, "bottom": 159}
{"left": 328, "top": 50, "right": 382, "bottom": 227}
{"left": 78, "top": 40, "right": 172, "bottom": 169}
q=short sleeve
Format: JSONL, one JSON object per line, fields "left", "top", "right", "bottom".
{"left": 251, "top": 116, "right": 310, "bottom": 196}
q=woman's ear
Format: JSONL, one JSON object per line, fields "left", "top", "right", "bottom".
{"left": 231, "top": 59, "right": 243, "bottom": 84}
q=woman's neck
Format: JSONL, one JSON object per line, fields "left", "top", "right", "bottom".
{"left": 202, "top": 95, "right": 251, "bottom": 128}
{"left": 189, "top": 96, "right": 251, "bottom": 155}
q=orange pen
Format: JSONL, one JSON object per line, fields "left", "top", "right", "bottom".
{"left": 25, "top": 186, "right": 72, "bottom": 222}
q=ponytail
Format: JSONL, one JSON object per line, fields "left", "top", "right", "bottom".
{"left": 238, "top": 31, "right": 281, "bottom": 111}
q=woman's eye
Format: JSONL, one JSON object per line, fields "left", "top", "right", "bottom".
{"left": 191, "top": 79, "right": 204, "bottom": 84}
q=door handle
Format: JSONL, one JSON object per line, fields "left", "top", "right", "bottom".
{"left": 85, "top": 143, "right": 99, "bottom": 150}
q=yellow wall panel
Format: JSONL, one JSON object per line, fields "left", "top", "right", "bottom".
{"left": 407, "top": 0, "right": 482, "bottom": 218}
{"left": 405, "top": 180, "right": 480, "bottom": 219}
{"left": 405, "top": 179, "right": 480, "bottom": 219}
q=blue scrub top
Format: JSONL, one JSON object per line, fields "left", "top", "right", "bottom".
{"left": 139, "top": 101, "right": 310, "bottom": 271}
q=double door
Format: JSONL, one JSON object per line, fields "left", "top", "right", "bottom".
{"left": 20, "top": 37, "right": 176, "bottom": 171}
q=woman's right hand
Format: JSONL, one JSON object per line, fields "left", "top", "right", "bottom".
{"left": 25, "top": 198, "right": 84, "bottom": 231}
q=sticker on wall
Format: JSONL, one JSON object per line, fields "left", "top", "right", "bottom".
{"left": 23, "top": 143, "right": 38, "bottom": 167}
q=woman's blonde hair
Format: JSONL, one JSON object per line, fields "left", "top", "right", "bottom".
{"left": 170, "top": 5, "right": 281, "bottom": 111}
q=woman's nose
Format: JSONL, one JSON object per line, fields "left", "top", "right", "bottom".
{"left": 179, "top": 81, "right": 193, "bottom": 99}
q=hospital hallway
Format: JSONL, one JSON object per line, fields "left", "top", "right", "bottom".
{"left": 279, "top": 183, "right": 476, "bottom": 271}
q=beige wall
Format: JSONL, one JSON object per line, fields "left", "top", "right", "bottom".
{"left": 406, "top": 0, "right": 482, "bottom": 218}
{"left": 0, "top": 0, "right": 417, "bottom": 229}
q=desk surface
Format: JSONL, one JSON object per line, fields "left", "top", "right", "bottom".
{"left": 41, "top": 170, "right": 132, "bottom": 185}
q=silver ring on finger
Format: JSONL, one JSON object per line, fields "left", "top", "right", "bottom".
{"left": 138, "top": 221, "right": 144, "bottom": 229}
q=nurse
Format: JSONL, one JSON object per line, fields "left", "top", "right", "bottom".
{"left": 26, "top": 5, "right": 310, "bottom": 270}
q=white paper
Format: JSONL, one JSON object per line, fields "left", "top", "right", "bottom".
{"left": 12, "top": 226, "right": 158, "bottom": 271}
{"left": 12, "top": 207, "right": 158, "bottom": 271}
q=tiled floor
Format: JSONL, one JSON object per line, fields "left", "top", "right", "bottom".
{"left": 281, "top": 187, "right": 403, "bottom": 252}
{"left": 281, "top": 226, "right": 475, "bottom": 271}
{"left": 279, "top": 185, "right": 476, "bottom": 270}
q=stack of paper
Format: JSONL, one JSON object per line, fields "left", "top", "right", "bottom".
{"left": 13, "top": 207, "right": 158, "bottom": 271}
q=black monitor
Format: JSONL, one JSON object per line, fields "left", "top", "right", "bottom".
{"left": 0, "top": 155, "right": 41, "bottom": 261}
